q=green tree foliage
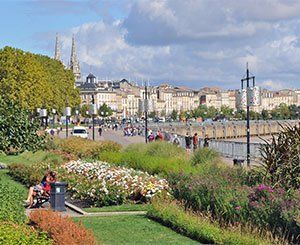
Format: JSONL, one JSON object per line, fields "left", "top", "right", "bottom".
{"left": 80, "top": 104, "right": 91, "bottom": 118}
{"left": 0, "top": 46, "right": 80, "bottom": 112}
{"left": 220, "top": 105, "right": 233, "bottom": 118}
{"left": 0, "top": 98, "right": 46, "bottom": 154}
{"left": 98, "top": 103, "right": 113, "bottom": 117}
{"left": 170, "top": 109, "right": 178, "bottom": 121}
{"left": 261, "top": 109, "right": 269, "bottom": 120}
{"left": 148, "top": 111, "right": 157, "bottom": 119}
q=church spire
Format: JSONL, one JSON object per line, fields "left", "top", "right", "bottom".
{"left": 70, "top": 35, "right": 81, "bottom": 81}
{"left": 54, "top": 33, "right": 61, "bottom": 61}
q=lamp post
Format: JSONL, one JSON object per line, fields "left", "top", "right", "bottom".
{"left": 90, "top": 95, "right": 97, "bottom": 141}
{"left": 241, "top": 64, "right": 256, "bottom": 167}
{"left": 39, "top": 108, "right": 48, "bottom": 129}
{"left": 65, "top": 107, "right": 71, "bottom": 138}
{"left": 144, "top": 82, "right": 148, "bottom": 143}
{"left": 52, "top": 109, "right": 56, "bottom": 129}
{"left": 75, "top": 109, "right": 79, "bottom": 125}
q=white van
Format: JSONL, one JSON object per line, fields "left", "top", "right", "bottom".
{"left": 72, "top": 126, "right": 89, "bottom": 139}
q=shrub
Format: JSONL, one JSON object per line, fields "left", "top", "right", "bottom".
{"left": 124, "top": 141, "right": 186, "bottom": 159}
{"left": 29, "top": 209, "right": 98, "bottom": 245}
{"left": 0, "top": 222, "right": 51, "bottom": 244}
{"left": 54, "top": 137, "right": 121, "bottom": 159}
{"left": 0, "top": 98, "right": 46, "bottom": 155}
{"left": 0, "top": 172, "right": 27, "bottom": 224}
{"left": 259, "top": 123, "right": 300, "bottom": 190}
{"left": 169, "top": 168, "right": 300, "bottom": 243}
{"left": 190, "top": 147, "right": 219, "bottom": 165}
{"left": 98, "top": 141, "right": 195, "bottom": 176}
{"left": 9, "top": 161, "right": 59, "bottom": 187}
{"left": 147, "top": 195, "right": 269, "bottom": 245}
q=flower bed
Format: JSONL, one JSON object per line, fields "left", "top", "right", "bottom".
{"left": 60, "top": 160, "right": 169, "bottom": 206}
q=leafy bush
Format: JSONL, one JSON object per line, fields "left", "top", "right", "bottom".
{"left": 98, "top": 141, "right": 195, "bottom": 176}
{"left": 0, "top": 172, "right": 27, "bottom": 224}
{"left": 0, "top": 222, "right": 51, "bottom": 244}
{"left": 0, "top": 98, "right": 46, "bottom": 155}
{"left": 169, "top": 167, "right": 300, "bottom": 242}
{"left": 29, "top": 209, "right": 98, "bottom": 245}
{"left": 147, "top": 195, "right": 269, "bottom": 245}
{"left": 258, "top": 123, "right": 300, "bottom": 190}
{"left": 8, "top": 160, "right": 59, "bottom": 187}
{"left": 124, "top": 141, "right": 186, "bottom": 159}
{"left": 190, "top": 147, "right": 219, "bottom": 165}
{"left": 54, "top": 137, "right": 121, "bottom": 159}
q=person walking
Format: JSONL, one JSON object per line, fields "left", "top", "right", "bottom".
{"left": 204, "top": 134, "right": 209, "bottom": 147}
{"left": 185, "top": 132, "right": 192, "bottom": 152}
{"left": 193, "top": 133, "right": 198, "bottom": 151}
{"left": 98, "top": 126, "right": 102, "bottom": 137}
{"left": 173, "top": 134, "right": 180, "bottom": 146}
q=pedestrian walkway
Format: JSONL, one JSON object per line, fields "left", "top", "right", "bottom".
{"left": 90, "top": 128, "right": 145, "bottom": 147}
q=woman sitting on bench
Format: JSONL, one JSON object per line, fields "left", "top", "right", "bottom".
{"left": 24, "top": 171, "right": 56, "bottom": 208}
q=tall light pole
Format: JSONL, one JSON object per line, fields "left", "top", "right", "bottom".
{"left": 241, "top": 64, "right": 255, "bottom": 167}
{"left": 90, "top": 94, "right": 97, "bottom": 141}
{"left": 52, "top": 109, "right": 56, "bottom": 129}
{"left": 144, "top": 81, "right": 148, "bottom": 143}
{"left": 65, "top": 106, "right": 71, "bottom": 138}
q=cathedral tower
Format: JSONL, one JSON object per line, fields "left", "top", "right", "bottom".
{"left": 54, "top": 33, "right": 61, "bottom": 61}
{"left": 70, "top": 35, "right": 81, "bottom": 81}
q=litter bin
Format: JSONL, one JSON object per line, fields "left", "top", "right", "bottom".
{"left": 50, "top": 182, "right": 67, "bottom": 211}
{"left": 233, "top": 159, "right": 245, "bottom": 167}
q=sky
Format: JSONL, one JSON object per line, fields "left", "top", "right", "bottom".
{"left": 1, "top": 0, "right": 300, "bottom": 90}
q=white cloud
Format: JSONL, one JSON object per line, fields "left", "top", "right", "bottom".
{"left": 51, "top": 0, "right": 300, "bottom": 89}
{"left": 261, "top": 80, "right": 284, "bottom": 90}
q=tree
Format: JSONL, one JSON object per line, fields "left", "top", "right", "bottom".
{"left": 0, "top": 46, "right": 80, "bottom": 113}
{"left": 148, "top": 111, "right": 157, "bottom": 119}
{"left": 80, "top": 104, "right": 91, "bottom": 118}
{"left": 170, "top": 109, "right": 178, "bottom": 121}
{"left": 220, "top": 105, "right": 233, "bottom": 118}
{"left": 98, "top": 103, "right": 113, "bottom": 117}
{"left": 0, "top": 98, "right": 46, "bottom": 155}
{"left": 261, "top": 109, "right": 269, "bottom": 120}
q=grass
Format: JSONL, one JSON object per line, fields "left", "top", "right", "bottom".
{"left": 0, "top": 170, "right": 27, "bottom": 195}
{"left": 84, "top": 204, "right": 149, "bottom": 213}
{"left": 0, "top": 150, "right": 63, "bottom": 166}
{"left": 74, "top": 215, "right": 198, "bottom": 244}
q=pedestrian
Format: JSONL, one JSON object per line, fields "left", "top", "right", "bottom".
{"left": 193, "top": 133, "right": 198, "bottom": 151}
{"left": 98, "top": 127, "right": 102, "bottom": 137}
{"left": 185, "top": 132, "right": 192, "bottom": 152}
{"left": 148, "top": 132, "right": 155, "bottom": 142}
{"left": 173, "top": 134, "right": 180, "bottom": 146}
{"left": 204, "top": 134, "right": 209, "bottom": 147}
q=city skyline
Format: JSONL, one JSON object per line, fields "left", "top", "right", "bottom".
{"left": 1, "top": 0, "right": 300, "bottom": 90}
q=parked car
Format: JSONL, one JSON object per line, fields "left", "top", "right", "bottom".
{"left": 71, "top": 126, "right": 89, "bottom": 139}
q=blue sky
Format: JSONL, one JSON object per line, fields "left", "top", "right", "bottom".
{"left": 1, "top": 0, "right": 300, "bottom": 90}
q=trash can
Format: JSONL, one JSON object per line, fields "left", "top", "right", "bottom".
{"left": 233, "top": 159, "right": 245, "bottom": 167}
{"left": 50, "top": 182, "right": 67, "bottom": 212}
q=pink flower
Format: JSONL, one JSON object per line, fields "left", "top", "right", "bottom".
{"left": 235, "top": 206, "right": 241, "bottom": 210}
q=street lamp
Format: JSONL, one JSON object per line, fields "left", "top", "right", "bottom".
{"left": 241, "top": 64, "right": 256, "bottom": 167}
{"left": 90, "top": 95, "right": 97, "bottom": 140}
{"left": 75, "top": 109, "right": 79, "bottom": 125}
{"left": 52, "top": 109, "right": 56, "bottom": 129}
{"left": 64, "top": 106, "right": 71, "bottom": 138}
{"left": 39, "top": 108, "right": 48, "bottom": 129}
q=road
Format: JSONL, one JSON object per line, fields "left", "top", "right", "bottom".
{"left": 59, "top": 127, "right": 144, "bottom": 147}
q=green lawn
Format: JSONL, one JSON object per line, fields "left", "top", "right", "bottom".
{"left": 0, "top": 150, "right": 63, "bottom": 166}
{"left": 84, "top": 204, "right": 149, "bottom": 213}
{"left": 0, "top": 170, "right": 27, "bottom": 197}
{"left": 74, "top": 215, "right": 198, "bottom": 245}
